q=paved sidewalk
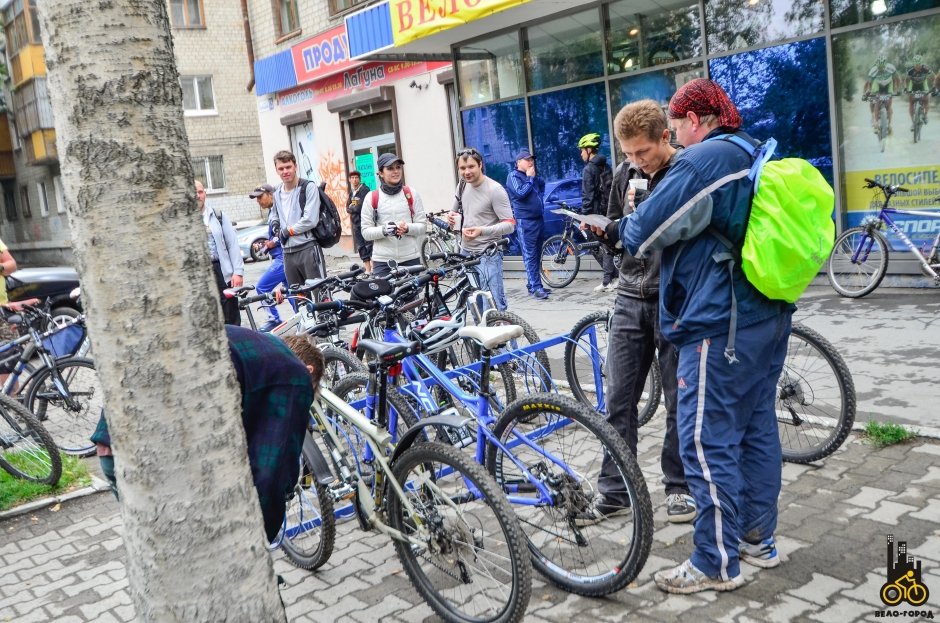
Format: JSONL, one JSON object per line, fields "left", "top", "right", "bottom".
{"left": 2, "top": 415, "right": 938, "bottom": 622}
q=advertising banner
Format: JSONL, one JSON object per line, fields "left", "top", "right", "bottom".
{"left": 291, "top": 25, "right": 356, "bottom": 85}
{"left": 390, "top": 0, "right": 530, "bottom": 46}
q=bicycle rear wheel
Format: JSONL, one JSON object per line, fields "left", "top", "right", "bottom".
{"left": 25, "top": 357, "right": 101, "bottom": 456}
{"left": 484, "top": 310, "right": 552, "bottom": 397}
{"left": 421, "top": 237, "right": 448, "bottom": 270}
{"left": 879, "top": 106, "right": 889, "bottom": 152}
{"left": 319, "top": 345, "right": 365, "bottom": 387}
{"left": 826, "top": 226, "right": 889, "bottom": 298}
{"left": 486, "top": 393, "right": 653, "bottom": 596}
{"left": 0, "top": 393, "right": 61, "bottom": 484}
{"left": 778, "top": 323, "right": 856, "bottom": 463}
{"left": 280, "top": 432, "right": 336, "bottom": 570}
{"left": 540, "top": 235, "right": 579, "bottom": 289}
{"left": 388, "top": 441, "right": 531, "bottom": 623}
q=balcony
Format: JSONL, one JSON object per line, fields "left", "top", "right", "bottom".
{"left": 10, "top": 44, "right": 46, "bottom": 87}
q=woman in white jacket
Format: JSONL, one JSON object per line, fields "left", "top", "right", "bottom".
{"left": 360, "top": 153, "right": 427, "bottom": 278}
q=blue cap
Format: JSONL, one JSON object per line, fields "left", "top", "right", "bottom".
{"left": 514, "top": 149, "right": 534, "bottom": 161}
{"left": 376, "top": 153, "right": 404, "bottom": 169}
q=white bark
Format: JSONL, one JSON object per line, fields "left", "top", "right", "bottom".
{"left": 36, "top": 1, "right": 286, "bottom": 620}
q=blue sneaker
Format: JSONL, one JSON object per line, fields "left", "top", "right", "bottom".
{"left": 258, "top": 320, "right": 280, "bottom": 333}
{"left": 531, "top": 289, "right": 549, "bottom": 300}
{"left": 740, "top": 537, "right": 780, "bottom": 568}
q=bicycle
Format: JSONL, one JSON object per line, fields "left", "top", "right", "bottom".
{"left": 539, "top": 201, "right": 620, "bottom": 289}
{"left": 881, "top": 570, "right": 929, "bottom": 606}
{"left": 864, "top": 92, "right": 896, "bottom": 153}
{"left": 421, "top": 215, "right": 461, "bottom": 270}
{"left": 279, "top": 322, "right": 533, "bottom": 623}
{"left": 827, "top": 177, "right": 940, "bottom": 297}
{"left": 0, "top": 391, "right": 61, "bottom": 484}
{"left": 910, "top": 90, "right": 929, "bottom": 144}
{"left": 331, "top": 283, "right": 654, "bottom": 596}
{"left": 563, "top": 312, "right": 855, "bottom": 463}
{"left": 0, "top": 302, "right": 100, "bottom": 456}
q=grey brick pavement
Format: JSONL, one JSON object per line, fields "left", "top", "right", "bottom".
{"left": 2, "top": 416, "right": 938, "bottom": 622}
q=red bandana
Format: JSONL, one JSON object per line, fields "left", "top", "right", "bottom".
{"left": 668, "top": 79, "right": 742, "bottom": 130}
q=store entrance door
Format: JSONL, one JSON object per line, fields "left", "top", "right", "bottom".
{"left": 348, "top": 111, "right": 396, "bottom": 191}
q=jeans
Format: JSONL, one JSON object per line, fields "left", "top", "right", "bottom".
{"left": 677, "top": 312, "right": 791, "bottom": 580}
{"left": 255, "top": 256, "right": 293, "bottom": 323}
{"left": 372, "top": 257, "right": 422, "bottom": 279}
{"left": 599, "top": 294, "right": 686, "bottom": 505}
{"left": 472, "top": 251, "right": 508, "bottom": 311}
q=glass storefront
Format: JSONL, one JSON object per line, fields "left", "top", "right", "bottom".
{"left": 452, "top": 0, "right": 940, "bottom": 266}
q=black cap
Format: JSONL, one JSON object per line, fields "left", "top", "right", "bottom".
{"left": 376, "top": 153, "right": 404, "bottom": 169}
{"left": 248, "top": 183, "right": 275, "bottom": 198}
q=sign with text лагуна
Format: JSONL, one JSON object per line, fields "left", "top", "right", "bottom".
{"left": 390, "top": 0, "right": 531, "bottom": 46}
{"left": 355, "top": 153, "right": 378, "bottom": 191}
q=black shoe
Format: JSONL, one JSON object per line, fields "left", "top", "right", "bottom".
{"left": 666, "top": 493, "right": 697, "bottom": 523}
{"left": 574, "top": 495, "right": 632, "bottom": 526}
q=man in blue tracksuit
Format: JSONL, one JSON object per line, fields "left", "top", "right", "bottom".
{"left": 506, "top": 149, "right": 548, "bottom": 299}
{"left": 618, "top": 79, "right": 792, "bottom": 594}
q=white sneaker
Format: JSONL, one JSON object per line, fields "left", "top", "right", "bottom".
{"left": 593, "top": 283, "right": 608, "bottom": 293}
{"left": 654, "top": 559, "right": 745, "bottom": 594}
{"left": 605, "top": 280, "right": 620, "bottom": 292}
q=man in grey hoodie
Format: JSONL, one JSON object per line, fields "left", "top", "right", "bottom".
{"left": 269, "top": 150, "right": 325, "bottom": 288}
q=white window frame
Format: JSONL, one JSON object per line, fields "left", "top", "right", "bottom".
{"left": 180, "top": 75, "right": 217, "bottom": 116}
{"left": 36, "top": 180, "right": 48, "bottom": 216}
{"left": 53, "top": 176, "right": 66, "bottom": 213}
{"left": 193, "top": 155, "right": 225, "bottom": 193}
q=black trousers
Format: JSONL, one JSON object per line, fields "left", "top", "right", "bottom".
{"left": 212, "top": 260, "right": 241, "bottom": 326}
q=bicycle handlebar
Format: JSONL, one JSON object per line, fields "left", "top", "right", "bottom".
{"left": 863, "top": 177, "right": 909, "bottom": 193}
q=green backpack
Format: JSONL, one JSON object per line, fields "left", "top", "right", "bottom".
{"left": 709, "top": 135, "right": 835, "bottom": 303}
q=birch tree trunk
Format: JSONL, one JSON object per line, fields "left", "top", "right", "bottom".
{"left": 36, "top": 1, "right": 286, "bottom": 620}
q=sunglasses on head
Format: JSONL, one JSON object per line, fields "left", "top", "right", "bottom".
{"left": 456, "top": 147, "right": 482, "bottom": 161}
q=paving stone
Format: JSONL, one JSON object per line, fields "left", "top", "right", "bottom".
{"left": 16, "top": 557, "right": 64, "bottom": 582}
{"left": 789, "top": 573, "right": 853, "bottom": 606}
{"left": 808, "top": 596, "right": 877, "bottom": 623}
{"left": 763, "top": 594, "right": 816, "bottom": 623}
{"left": 77, "top": 589, "right": 134, "bottom": 620}
{"left": 843, "top": 486, "right": 895, "bottom": 508}
{"left": 862, "top": 500, "right": 918, "bottom": 525}
{"left": 348, "top": 595, "right": 415, "bottom": 623}
{"left": 911, "top": 465, "right": 940, "bottom": 484}
{"left": 841, "top": 571, "right": 890, "bottom": 607}
{"left": 911, "top": 443, "right": 940, "bottom": 456}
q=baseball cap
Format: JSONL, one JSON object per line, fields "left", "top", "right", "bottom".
{"left": 376, "top": 153, "right": 405, "bottom": 169}
{"left": 248, "top": 183, "right": 275, "bottom": 198}
{"left": 514, "top": 149, "right": 535, "bottom": 161}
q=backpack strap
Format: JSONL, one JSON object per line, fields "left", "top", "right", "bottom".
{"left": 370, "top": 189, "right": 379, "bottom": 211}
{"left": 455, "top": 180, "right": 467, "bottom": 233}
{"left": 371, "top": 188, "right": 415, "bottom": 221}
{"left": 297, "top": 177, "right": 309, "bottom": 209}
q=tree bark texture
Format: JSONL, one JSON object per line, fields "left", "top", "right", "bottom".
{"left": 36, "top": 1, "right": 287, "bottom": 620}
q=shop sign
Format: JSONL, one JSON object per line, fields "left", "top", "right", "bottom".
{"left": 390, "top": 0, "right": 531, "bottom": 46}
{"left": 311, "top": 60, "right": 448, "bottom": 103}
{"left": 355, "top": 153, "right": 378, "bottom": 191}
{"left": 278, "top": 86, "right": 316, "bottom": 113}
{"left": 844, "top": 167, "right": 940, "bottom": 251}
{"left": 291, "top": 25, "right": 356, "bottom": 84}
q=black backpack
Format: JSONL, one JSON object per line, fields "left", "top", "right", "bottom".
{"left": 298, "top": 178, "right": 342, "bottom": 248}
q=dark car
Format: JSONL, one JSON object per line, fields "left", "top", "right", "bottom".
{"left": 506, "top": 178, "right": 582, "bottom": 255}
{"left": 6, "top": 267, "right": 82, "bottom": 313}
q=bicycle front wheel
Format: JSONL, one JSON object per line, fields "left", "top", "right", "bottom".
{"left": 25, "top": 357, "right": 101, "bottom": 456}
{"left": 0, "top": 393, "right": 62, "bottom": 485}
{"left": 388, "top": 441, "right": 531, "bottom": 623}
{"left": 540, "top": 235, "right": 579, "bottom": 289}
{"left": 827, "top": 226, "right": 889, "bottom": 298}
{"left": 319, "top": 345, "right": 365, "bottom": 387}
{"left": 421, "top": 237, "right": 448, "bottom": 270}
{"left": 280, "top": 432, "right": 336, "bottom": 570}
{"left": 778, "top": 323, "right": 856, "bottom": 463}
{"left": 486, "top": 393, "right": 653, "bottom": 596}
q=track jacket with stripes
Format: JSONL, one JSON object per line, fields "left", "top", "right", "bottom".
{"left": 618, "top": 128, "right": 789, "bottom": 348}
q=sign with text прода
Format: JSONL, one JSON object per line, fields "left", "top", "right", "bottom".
{"left": 390, "top": 0, "right": 531, "bottom": 46}
{"left": 291, "top": 25, "right": 356, "bottom": 85}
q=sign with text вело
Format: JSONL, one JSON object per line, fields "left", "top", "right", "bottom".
{"left": 390, "top": 0, "right": 531, "bottom": 47}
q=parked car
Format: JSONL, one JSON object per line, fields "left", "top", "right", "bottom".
{"left": 236, "top": 221, "right": 272, "bottom": 262}
{"left": 505, "top": 177, "right": 582, "bottom": 256}
{"left": 5, "top": 266, "right": 83, "bottom": 330}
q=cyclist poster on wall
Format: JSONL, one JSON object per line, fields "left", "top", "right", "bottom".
{"left": 832, "top": 14, "right": 940, "bottom": 251}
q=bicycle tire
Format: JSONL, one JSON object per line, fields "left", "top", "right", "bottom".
{"left": 280, "top": 432, "right": 336, "bottom": 570}
{"left": 331, "top": 372, "right": 423, "bottom": 443}
{"left": 319, "top": 345, "right": 365, "bottom": 388}
{"left": 433, "top": 341, "right": 517, "bottom": 413}
{"left": 0, "top": 393, "right": 62, "bottom": 485}
{"left": 540, "top": 235, "right": 579, "bottom": 289}
{"left": 484, "top": 310, "right": 552, "bottom": 396}
{"left": 421, "top": 237, "right": 448, "bottom": 270}
{"left": 879, "top": 106, "right": 888, "bottom": 152}
{"left": 25, "top": 357, "right": 101, "bottom": 457}
{"left": 486, "top": 393, "right": 653, "bottom": 596}
{"left": 778, "top": 323, "right": 856, "bottom": 463}
{"left": 826, "top": 226, "right": 889, "bottom": 298}
{"left": 388, "top": 441, "right": 532, "bottom": 623}
{"left": 563, "top": 311, "right": 662, "bottom": 425}
{"left": 913, "top": 103, "right": 923, "bottom": 143}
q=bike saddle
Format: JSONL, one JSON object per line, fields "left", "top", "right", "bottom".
{"left": 458, "top": 324, "right": 523, "bottom": 350}
{"left": 355, "top": 338, "right": 421, "bottom": 363}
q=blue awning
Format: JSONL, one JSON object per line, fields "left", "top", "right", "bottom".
{"left": 345, "top": 2, "right": 394, "bottom": 59}
{"left": 254, "top": 50, "right": 298, "bottom": 96}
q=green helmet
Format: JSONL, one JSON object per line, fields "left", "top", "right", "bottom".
{"left": 912, "top": 54, "right": 924, "bottom": 65}
{"left": 577, "top": 133, "right": 601, "bottom": 149}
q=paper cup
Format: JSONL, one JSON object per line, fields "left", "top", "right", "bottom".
{"left": 629, "top": 178, "right": 649, "bottom": 191}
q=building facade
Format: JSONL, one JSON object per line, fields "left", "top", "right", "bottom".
{"left": 0, "top": 0, "right": 267, "bottom": 265}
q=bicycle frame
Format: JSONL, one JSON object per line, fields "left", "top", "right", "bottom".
{"left": 856, "top": 206, "right": 940, "bottom": 278}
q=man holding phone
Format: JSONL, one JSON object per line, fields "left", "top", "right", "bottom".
{"left": 578, "top": 100, "right": 695, "bottom": 526}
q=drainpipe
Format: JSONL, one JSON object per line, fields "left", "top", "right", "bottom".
{"left": 240, "top": 0, "right": 256, "bottom": 92}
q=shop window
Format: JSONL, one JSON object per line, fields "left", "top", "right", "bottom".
{"left": 830, "top": 0, "right": 940, "bottom": 28}
{"left": 525, "top": 9, "right": 604, "bottom": 91}
{"left": 20, "top": 185, "right": 31, "bottom": 218}
{"left": 461, "top": 99, "right": 527, "bottom": 186}
{"left": 180, "top": 76, "right": 216, "bottom": 114}
{"left": 169, "top": 0, "right": 205, "bottom": 28}
{"left": 456, "top": 32, "right": 524, "bottom": 107}
{"left": 832, "top": 15, "right": 940, "bottom": 244}
{"left": 705, "top": 0, "right": 824, "bottom": 54}
{"left": 529, "top": 82, "right": 610, "bottom": 183}
{"left": 329, "top": 0, "right": 369, "bottom": 16}
{"left": 709, "top": 37, "right": 831, "bottom": 183}
{"left": 193, "top": 155, "right": 225, "bottom": 192}
{"left": 607, "top": 0, "right": 702, "bottom": 76}
{"left": 36, "top": 180, "right": 48, "bottom": 217}
{"left": 274, "top": 0, "right": 300, "bottom": 39}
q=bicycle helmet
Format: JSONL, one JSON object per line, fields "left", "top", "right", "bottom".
{"left": 912, "top": 54, "right": 924, "bottom": 65}
{"left": 876, "top": 55, "right": 887, "bottom": 67}
{"left": 408, "top": 313, "right": 465, "bottom": 355}
{"left": 577, "top": 133, "right": 601, "bottom": 150}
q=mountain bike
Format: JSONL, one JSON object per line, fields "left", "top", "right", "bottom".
{"left": 827, "top": 178, "right": 940, "bottom": 297}
{"left": 279, "top": 322, "right": 532, "bottom": 623}
{"left": 540, "top": 201, "right": 620, "bottom": 289}
{"left": 0, "top": 391, "right": 61, "bottom": 484}
{"left": 421, "top": 215, "right": 460, "bottom": 270}
{"left": 910, "top": 90, "right": 929, "bottom": 144}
